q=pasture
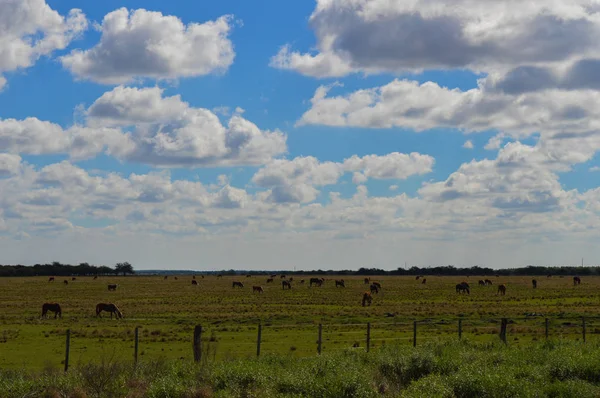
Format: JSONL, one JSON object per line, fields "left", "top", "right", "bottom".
{"left": 0, "top": 274, "right": 599, "bottom": 370}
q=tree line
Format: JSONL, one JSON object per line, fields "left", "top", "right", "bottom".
{"left": 0, "top": 262, "right": 134, "bottom": 277}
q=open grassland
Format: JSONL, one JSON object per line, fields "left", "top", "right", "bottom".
{"left": 3, "top": 340, "right": 600, "bottom": 397}
{"left": 1, "top": 274, "right": 600, "bottom": 369}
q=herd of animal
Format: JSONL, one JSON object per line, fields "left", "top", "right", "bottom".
{"left": 39, "top": 274, "right": 585, "bottom": 319}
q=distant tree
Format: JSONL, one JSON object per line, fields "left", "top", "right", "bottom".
{"left": 115, "top": 262, "right": 134, "bottom": 276}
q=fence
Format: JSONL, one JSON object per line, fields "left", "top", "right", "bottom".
{"left": 5, "top": 315, "right": 600, "bottom": 371}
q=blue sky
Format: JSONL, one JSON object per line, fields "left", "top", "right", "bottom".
{"left": 1, "top": 0, "right": 600, "bottom": 270}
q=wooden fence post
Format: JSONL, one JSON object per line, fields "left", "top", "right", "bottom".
{"left": 366, "top": 322, "right": 371, "bottom": 353}
{"left": 256, "top": 323, "right": 262, "bottom": 357}
{"left": 193, "top": 325, "right": 202, "bottom": 363}
{"left": 317, "top": 324, "right": 322, "bottom": 355}
{"left": 134, "top": 327, "right": 139, "bottom": 364}
{"left": 499, "top": 318, "right": 507, "bottom": 344}
{"left": 64, "top": 329, "right": 70, "bottom": 372}
{"left": 545, "top": 318, "right": 549, "bottom": 340}
{"left": 413, "top": 321, "right": 417, "bottom": 347}
{"left": 582, "top": 317, "right": 586, "bottom": 343}
{"left": 458, "top": 319, "right": 462, "bottom": 340}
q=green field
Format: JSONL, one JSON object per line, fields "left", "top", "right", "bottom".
{"left": 0, "top": 274, "right": 599, "bottom": 370}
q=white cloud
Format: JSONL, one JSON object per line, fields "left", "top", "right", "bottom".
{"left": 0, "top": 154, "right": 21, "bottom": 177}
{"left": 590, "top": 166, "right": 600, "bottom": 172}
{"left": 463, "top": 140, "right": 474, "bottom": 149}
{"left": 389, "top": 185, "right": 399, "bottom": 191}
{"left": 0, "top": 0, "right": 87, "bottom": 88}
{"left": 272, "top": 0, "right": 600, "bottom": 78}
{"left": 343, "top": 152, "right": 434, "bottom": 180}
{"left": 61, "top": 8, "right": 234, "bottom": 84}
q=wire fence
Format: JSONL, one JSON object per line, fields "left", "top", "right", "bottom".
{"left": 2, "top": 315, "right": 600, "bottom": 370}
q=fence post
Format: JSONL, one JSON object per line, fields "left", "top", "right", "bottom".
{"left": 499, "top": 318, "right": 507, "bottom": 344}
{"left": 193, "top": 325, "right": 202, "bottom": 363}
{"left": 366, "top": 322, "right": 371, "bottom": 352}
{"left": 545, "top": 318, "right": 549, "bottom": 340}
{"left": 64, "top": 329, "right": 70, "bottom": 372}
{"left": 582, "top": 317, "right": 586, "bottom": 343}
{"left": 413, "top": 321, "right": 417, "bottom": 347}
{"left": 256, "top": 323, "right": 262, "bottom": 357}
{"left": 458, "top": 319, "right": 462, "bottom": 340}
{"left": 318, "top": 324, "right": 322, "bottom": 355}
{"left": 134, "top": 327, "right": 139, "bottom": 365}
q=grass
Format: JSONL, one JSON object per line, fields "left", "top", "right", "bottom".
{"left": 1, "top": 275, "right": 600, "bottom": 369}
{"left": 2, "top": 340, "right": 600, "bottom": 397}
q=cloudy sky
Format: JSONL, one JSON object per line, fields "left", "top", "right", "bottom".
{"left": 1, "top": 0, "right": 599, "bottom": 270}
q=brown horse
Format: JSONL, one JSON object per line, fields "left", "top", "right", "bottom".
{"left": 93, "top": 276, "right": 98, "bottom": 280}
{"left": 282, "top": 280, "right": 292, "bottom": 290}
{"left": 421, "top": 278, "right": 427, "bottom": 284}
{"left": 174, "top": 277, "right": 178, "bottom": 280}
{"left": 300, "top": 279, "right": 305, "bottom": 284}
{"left": 266, "top": 278, "right": 274, "bottom": 283}
{"left": 164, "top": 276, "right": 168, "bottom": 280}
{"left": 364, "top": 277, "right": 370, "bottom": 284}
{"left": 217, "top": 274, "right": 223, "bottom": 278}
{"left": 456, "top": 282, "right": 469, "bottom": 294}
{"left": 107, "top": 284, "right": 118, "bottom": 291}
{"left": 497, "top": 284, "right": 506, "bottom": 295}
{"left": 232, "top": 281, "right": 244, "bottom": 288}
{"left": 270, "top": 274, "right": 277, "bottom": 278}
{"left": 478, "top": 280, "right": 485, "bottom": 286}
{"left": 484, "top": 279, "right": 493, "bottom": 286}
{"left": 246, "top": 274, "right": 252, "bottom": 278}
{"left": 362, "top": 292, "right": 373, "bottom": 307}
{"left": 192, "top": 280, "right": 198, "bottom": 285}
{"left": 280, "top": 275, "right": 287, "bottom": 279}
{"left": 63, "top": 280, "right": 68, "bottom": 285}
{"left": 71, "top": 277, "right": 76, "bottom": 281}
{"left": 48, "top": 277, "right": 55, "bottom": 282}
{"left": 309, "top": 278, "right": 323, "bottom": 287}
{"left": 416, "top": 275, "right": 420, "bottom": 280}
{"left": 96, "top": 303, "right": 123, "bottom": 319}
{"left": 41, "top": 303, "right": 62, "bottom": 319}
{"left": 370, "top": 283, "right": 379, "bottom": 294}
{"left": 253, "top": 286, "right": 264, "bottom": 293}
{"left": 371, "top": 281, "right": 382, "bottom": 290}
{"left": 532, "top": 279, "right": 537, "bottom": 289}
{"left": 193, "top": 275, "right": 196, "bottom": 280}
{"left": 335, "top": 279, "right": 345, "bottom": 288}
{"left": 573, "top": 276, "right": 581, "bottom": 285}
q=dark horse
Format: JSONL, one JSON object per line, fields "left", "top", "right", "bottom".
{"left": 362, "top": 292, "right": 373, "bottom": 307}
{"left": 370, "top": 283, "right": 380, "bottom": 294}
{"left": 364, "top": 277, "right": 370, "bottom": 284}
{"left": 96, "top": 303, "right": 123, "bottom": 319}
{"left": 282, "top": 280, "right": 292, "bottom": 290}
{"left": 266, "top": 278, "right": 274, "bottom": 283}
{"left": 532, "top": 279, "right": 537, "bottom": 289}
{"left": 456, "top": 282, "right": 470, "bottom": 294}
{"left": 497, "top": 284, "right": 506, "bottom": 295}
{"left": 421, "top": 278, "right": 426, "bottom": 284}
{"left": 253, "top": 286, "right": 264, "bottom": 293}
{"left": 573, "top": 276, "right": 581, "bottom": 286}
{"left": 41, "top": 303, "right": 62, "bottom": 319}
{"left": 478, "top": 280, "right": 485, "bottom": 286}
{"left": 232, "top": 281, "right": 244, "bottom": 288}
{"left": 335, "top": 279, "right": 345, "bottom": 288}
{"left": 48, "top": 277, "right": 55, "bottom": 282}
{"left": 309, "top": 277, "right": 323, "bottom": 287}
{"left": 192, "top": 280, "right": 198, "bottom": 285}
{"left": 107, "top": 284, "right": 118, "bottom": 291}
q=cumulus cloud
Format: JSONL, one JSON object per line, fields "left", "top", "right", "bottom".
{"left": 463, "top": 140, "right": 474, "bottom": 149}
{"left": 0, "top": 0, "right": 86, "bottom": 88}
{"left": 0, "top": 154, "right": 21, "bottom": 177}
{"left": 272, "top": 0, "right": 600, "bottom": 77}
{"left": 343, "top": 152, "right": 434, "bottom": 180}
{"left": 61, "top": 8, "right": 235, "bottom": 84}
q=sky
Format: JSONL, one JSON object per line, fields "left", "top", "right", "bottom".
{"left": 1, "top": 0, "right": 600, "bottom": 270}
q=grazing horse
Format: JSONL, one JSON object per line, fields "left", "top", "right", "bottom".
{"left": 532, "top": 279, "right": 537, "bottom": 289}
{"left": 201, "top": 275, "right": 205, "bottom": 279}
{"left": 370, "top": 283, "right": 380, "bottom": 294}
{"left": 421, "top": 278, "right": 426, "bottom": 284}
{"left": 415, "top": 276, "right": 420, "bottom": 280}
{"left": 497, "top": 284, "right": 506, "bottom": 295}
{"left": 253, "top": 286, "right": 264, "bottom": 293}
{"left": 270, "top": 274, "right": 277, "bottom": 278}
{"left": 266, "top": 278, "right": 274, "bottom": 283}
{"left": 364, "top": 277, "right": 370, "bottom": 284}
{"left": 41, "top": 303, "right": 62, "bottom": 319}
{"left": 48, "top": 277, "right": 55, "bottom": 282}
{"left": 371, "top": 281, "right": 382, "bottom": 290}
{"left": 280, "top": 275, "right": 286, "bottom": 279}
{"left": 192, "top": 280, "right": 198, "bottom": 286}
{"left": 309, "top": 277, "right": 323, "bottom": 287}
{"left": 163, "top": 276, "right": 168, "bottom": 280}
{"left": 96, "top": 303, "right": 123, "bottom": 319}
{"left": 107, "top": 284, "right": 118, "bottom": 291}
{"left": 300, "top": 279, "right": 305, "bottom": 284}
{"left": 335, "top": 279, "right": 345, "bottom": 288}
{"left": 246, "top": 274, "right": 252, "bottom": 278}
{"left": 289, "top": 277, "right": 294, "bottom": 282}
{"left": 193, "top": 275, "right": 196, "bottom": 280}
{"left": 63, "top": 280, "right": 68, "bottom": 285}
{"left": 217, "top": 274, "right": 223, "bottom": 278}
{"left": 282, "top": 280, "right": 292, "bottom": 290}
{"left": 71, "top": 277, "right": 76, "bottom": 281}
{"left": 456, "top": 282, "right": 470, "bottom": 294}
{"left": 547, "top": 274, "right": 552, "bottom": 278}
{"left": 362, "top": 292, "right": 373, "bottom": 307}
{"left": 573, "top": 276, "right": 581, "bottom": 286}
{"left": 232, "top": 281, "right": 244, "bottom": 288}
{"left": 478, "top": 280, "right": 485, "bottom": 286}
{"left": 93, "top": 276, "right": 98, "bottom": 280}
{"left": 484, "top": 279, "right": 493, "bottom": 286}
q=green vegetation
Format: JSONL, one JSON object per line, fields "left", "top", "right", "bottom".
{"left": 1, "top": 275, "right": 600, "bottom": 369}
{"left": 2, "top": 340, "right": 600, "bottom": 397}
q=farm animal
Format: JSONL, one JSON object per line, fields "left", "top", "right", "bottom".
{"left": 574, "top": 276, "right": 581, "bottom": 285}
{"left": 497, "top": 284, "right": 506, "bottom": 295}
{"left": 456, "top": 282, "right": 470, "bottom": 294}
{"left": 253, "top": 286, "right": 264, "bottom": 293}
{"left": 192, "top": 280, "right": 198, "bottom": 285}
{"left": 107, "top": 284, "right": 118, "bottom": 291}
{"left": 335, "top": 279, "right": 345, "bottom": 288}
{"left": 232, "top": 281, "right": 244, "bottom": 288}
{"left": 41, "top": 303, "right": 62, "bottom": 319}
{"left": 282, "top": 280, "right": 292, "bottom": 290}
{"left": 370, "top": 283, "right": 380, "bottom": 294}
{"left": 48, "top": 277, "right": 54, "bottom": 282}
{"left": 96, "top": 303, "right": 123, "bottom": 319}
{"left": 362, "top": 292, "right": 373, "bottom": 307}
{"left": 532, "top": 279, "right": 537, "bottom": 289}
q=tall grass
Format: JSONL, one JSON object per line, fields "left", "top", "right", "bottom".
{"left": 2, "top": 340, "right": 600, "bottom": 397}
